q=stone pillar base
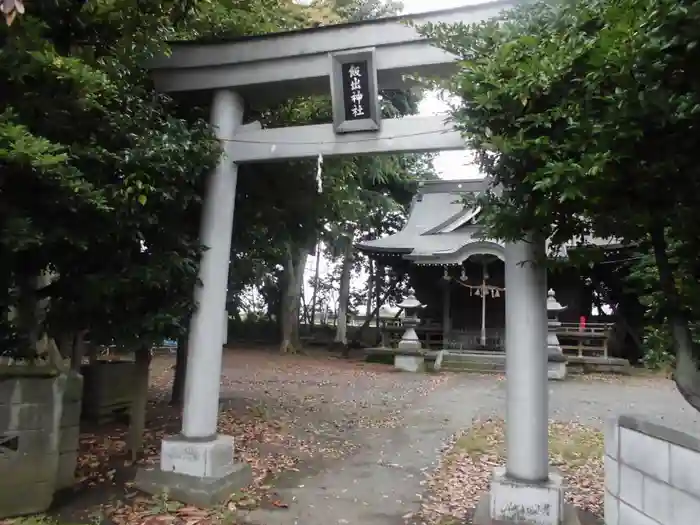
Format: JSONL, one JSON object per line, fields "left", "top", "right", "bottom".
{"left": 134, "top": 434, "right": 252, "bottom": 508}
{"left": 547, "top": 361, "right": 567, "bottom": 381}
{"left": 473, "top": 467, "right": 583, "bottom": 525}
{"left": 547, "top": 353, "right": 568, "bottom": 381}
{"left": 394, "top": 353, "right": 425, "bottom": 372}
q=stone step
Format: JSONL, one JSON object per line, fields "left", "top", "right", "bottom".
{"left": 441, "top": 361, "right": 505, "bottom": 373}
{"left": 442, "top": 352, "right": 506, "bottom": 365}
{"left": 440, "top": 351, "right": 506, "bottom": 373}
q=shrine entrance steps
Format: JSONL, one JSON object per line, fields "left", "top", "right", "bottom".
{"left": 440, "top": 350, "right": 506, "bottom": 373}
{"left": 364, "top": 347, "right": 631, "bottom": 375}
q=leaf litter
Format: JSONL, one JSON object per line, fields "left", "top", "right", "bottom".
{"left": 417, "top": 418, "right": 604, "bottom": 525}
{"left": 41, "top": 347, "right": 448, "bottom": 525}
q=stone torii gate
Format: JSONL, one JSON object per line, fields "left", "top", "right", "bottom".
{"left": 135, "top": 2, "right": 574, "bottom": 523}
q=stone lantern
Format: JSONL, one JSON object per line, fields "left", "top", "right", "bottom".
{"left": 397, "top": 289, "right": 424, "bottom": 350}
{"left": 546, "top": 289, "right": 568, "bottom": 380}
{"left": 394, "top": 289, "right": 426, "bottom": 372}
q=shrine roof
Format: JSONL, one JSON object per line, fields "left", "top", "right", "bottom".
{"left": 356, "top": 178, "right": 499, "bottom": 264}
{"left": 356, "top": 178, "right": 623, "bottom": 265}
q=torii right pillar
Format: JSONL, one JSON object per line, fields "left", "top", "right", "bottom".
{"left": 475, "top": 234, "right": 580, "bottom": 525}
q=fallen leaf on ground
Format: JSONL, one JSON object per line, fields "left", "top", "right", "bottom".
{"left": 62, "top": 347, "right": 448, "bottom": 525}
{"left": 417, "top": 418, "right": 604, "bottom": 525}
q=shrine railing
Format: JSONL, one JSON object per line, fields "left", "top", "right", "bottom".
{"left": 379, "top": 323, "right": 504, "bottom": 351}
{"left": 444, "top": 330, "right": 504, "bottom": 351}
{"left": 377, "top": 320, "right": 614, "bottom": 357}
{"left": 555, "top": 322, "right": 614, "bottom": 359}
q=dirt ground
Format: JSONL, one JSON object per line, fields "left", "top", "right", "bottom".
{"left": 44, "top": 346, "right": 448, "bottom": 524}
{"left": 7, "top": 347, "right": 700, "bottom": 525}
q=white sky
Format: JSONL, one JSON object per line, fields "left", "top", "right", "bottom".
{"left": 418, "top": 93, "right": 480, "bottom": 180}
{"left": 403, "top": 0, "right": 483, "bottom": 181}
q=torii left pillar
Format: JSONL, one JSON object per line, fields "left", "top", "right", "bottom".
{"left": 135, "top": 89, "right": 252, "bottom": 506}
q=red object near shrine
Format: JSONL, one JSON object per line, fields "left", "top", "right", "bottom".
{"left": 579, "top": 315, "right": 587, "bottom": 331}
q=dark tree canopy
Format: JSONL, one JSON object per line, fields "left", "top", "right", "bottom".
{"left": 1, "top": 0, "right": 437, "bottom": 357}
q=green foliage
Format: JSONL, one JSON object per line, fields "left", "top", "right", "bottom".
{"left": 0, "top": 0, "right": 437, "bottom": 356}
{"left": 642, "top": 326, "right": 676, "bottom": 370}
{"left": 0, "top": 0, "right": 344, "bottom": 354}
{"left": 332, "top": 0, "right": 403, "bottom": 22}
{"left": 228, "top": 316, "right": 279, "bottom": 343}
{"left": 641, "top": 318, "right": 700, "bottom": 371}
{"left": 627, "top": 239, "right": 700, "bottom": 321}
{"left": 423, "top": 0, "right": 700, "bottom": 388}
{"left": 0, "top": 1, "right": 226, "bottom": 351}
{"left": 626, "top": 240, "right": 700, "bottom": 369}
{"left": 423, "top": 0, "right": 700, "bottom": 249}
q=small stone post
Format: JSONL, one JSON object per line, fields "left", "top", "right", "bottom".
{"left": 394, "top": 289, "right": 426, "bottom": 372}
{"left": 547, "top": 289, "right": 568, "bottom": 380}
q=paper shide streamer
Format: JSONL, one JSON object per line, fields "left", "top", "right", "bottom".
{"left": 2, "top": 0, "right": 25, "bottom": 26}
{"left": 316, "top": 153, "right": 323, "bottom": 194}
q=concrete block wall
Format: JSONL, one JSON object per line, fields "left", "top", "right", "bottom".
{"left": 605, "top": 415, "right": 700, "bottom": 525}
{"left": 56, "top": 371, "right": 83, "bottom": 489}
{"left": 0, "top": 372, "right": 66, "bottom": 517}
{"left": 0, "top": 370, "right": 83, "bottom": 517}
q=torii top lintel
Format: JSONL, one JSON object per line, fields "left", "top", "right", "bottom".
{"left": 147, "top": 0, "right": 516, "bottom": 104}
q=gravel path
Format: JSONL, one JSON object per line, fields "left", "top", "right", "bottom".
{"left": 241, "top": 372, "right": 700, "bottom": 525}
{"left": 242, "top": 375, "right": 502, "bottom": 525}
{"left": 550, "top": 375, "right": 700, "bottom": 437}
{"left": 51, "top": 349, "right": 700, "bottom": 525}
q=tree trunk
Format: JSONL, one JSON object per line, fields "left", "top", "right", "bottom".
{"left": 32, "top": 272, "right": 54, "bottom": 355}
{"left": 365, "top": 258, "right": 374, "bottom": 318}
{"left": 128, "top": 348, "right": 152, "bottom": 462}
{"left": 280, "top": 252, "right": 296, "bottom": 353}
{"left": 294, "top": 248, "right": 309, "bottom": 343}
{"left": 280, "top": 245, "right": 310, "bottom": 353}
{"left": 87, "top": 342, "right": 99, "bottom": 364}
{"left": 300, "top": 290, "right": 310, "bottom": 325}
{"left": 58, "top": 333, "right": 74, "bottom": 361}
{"left": 351, "top": 278, "right": 398, "bottom": 344}
{"left": 589, "top": 278, "right": 643, "bottom": 358}
{"left": 14, "top": 276, "right": 41, "bottom": 358}
{"left": 69, "top": 330, "right": 88, "bottom": 371}
{"left": 374, "top": 264, "right": 384, "bottom": 341}
{"left": 334, "top": 238, "right": 354, "bottom": 349}
{"left": 43, "top": 335, "right": 69, "bottom": 373}
{"left": 650, "top": 224, "right": 700, "bottom": 412}
{"left": 310, "top": 242, "right": 322, "bottom": 329}
{"left": 171, "top": 333, "right": 188, "bottom": 406}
